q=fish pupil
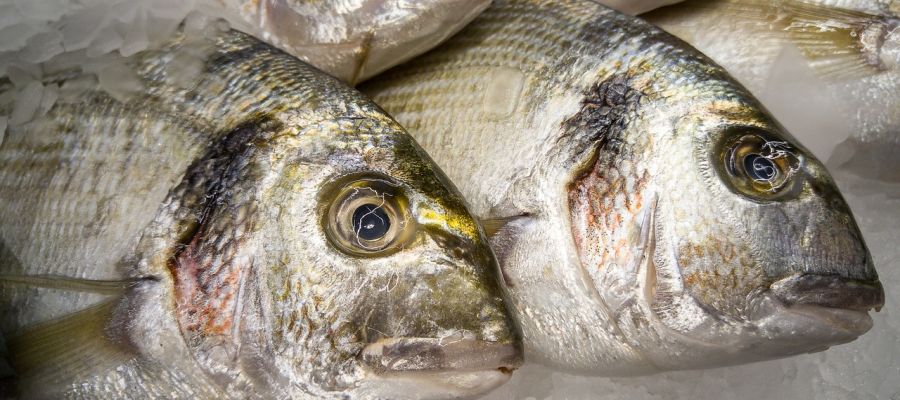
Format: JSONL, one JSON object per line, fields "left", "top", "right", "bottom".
{"left": 743, "top": 153, "right": 778, "bottom": 182}
{"left": 352, "top": 204, "right": 390, "bottom": 240}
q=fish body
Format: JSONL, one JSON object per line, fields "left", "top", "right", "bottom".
{"left": 363, "top": 0, "right": 884, "bottom": 374}
{"left": 0, "top": 28, "right": 521, "bottom": 398}
{"left": 214, "top": 0, "right": 492, "bottom": 84}
{"left": 643, "top": 0, "right": 900, "bottom": 180}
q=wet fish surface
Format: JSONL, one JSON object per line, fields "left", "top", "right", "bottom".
{"left": 643, "top": 0, "right": 900, "bottom": 180}
{"left": 362, "top": 0, "right": 885, "bottom": 374}
{"left": 214, "top": 0, "right": 491, "bottom": 84}
{"left": 0, "top": 26, "right": 521, "bottom": 398}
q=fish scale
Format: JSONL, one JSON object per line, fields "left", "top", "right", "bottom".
{"left": 363, "top": 0, "right": 883, "bottom": 374}
{"left": 0, "top": 26, "right": 521, "bottom": 398}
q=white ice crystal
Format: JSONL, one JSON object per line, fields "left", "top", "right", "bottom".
{"left": 8, "top": 80, "right": 43, "bottom": 126}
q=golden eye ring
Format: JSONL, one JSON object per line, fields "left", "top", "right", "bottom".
{"left": 717, "top": 130, "right": 802, "bottom": 201}
{"left": 322, "top": 174, "right": 415, "bottom": 257}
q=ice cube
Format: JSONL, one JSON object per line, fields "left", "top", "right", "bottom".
{"left": 59, "top": 5, "right": 109, "bottom": 52}
{"left": 9, "top": 81, "right": 43, "bottom": 126}
{"left": 0, "top": 23, "right": 46, "bottom": 52}
{"left": 86, "top": 27, "right": 123, "bottom": 58}
{"left": 37, "top": 83, "right": 59, "bottom": 117}
{"left": 97, "top": 61, "right": 143, "bottom": 103}
{"left": 14, "top": 0, "right": 72, "bottom": 22}
{"left": 5, "top": 65, "right": 39, "bottom": 89}
{"left": 0, "top": 4, "right": 24, "bottom": 31}
{"left": 119, "top": 11, "right": 149, "bottom": 57}
{"left": 0, "top": 116, "right": 7, "bottom": 146}
{"left": 20, "top": 30, "right": 65, "bottom": 63}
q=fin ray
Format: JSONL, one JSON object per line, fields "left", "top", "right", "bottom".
{"left": 6, "top": 298, "right": 134, "bottom": 393}
{"left": 480, "top": 215, "right": 528, "bottom": 238}
{"left": 648, "top": 0, "right": 892, "bottom": 80}
{"left": 0, "top": 274, "right": 150, "bottom": 295}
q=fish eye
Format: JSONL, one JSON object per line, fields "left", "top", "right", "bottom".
{"left": 352, "top": 204, "right": 391, "bottom": 241}
{"left": 322, "top": 174, "right": 414, "bottom": 257}
{"left": 717, "top": 130, "right": 802, "bottom": 201}
{"left": 743, "top": 153, "right": 778, "bottom": 182}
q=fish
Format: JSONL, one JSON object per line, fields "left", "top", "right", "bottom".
{"left": 0, "top": 26, "right": 521, "bottom": 398}
{"left": 212, "top": 0, "right": 492, "bottom": 84}
{"left": 361, "top": 0, "right": 886, "bottom": 374}
{"left": 642, "top": 0, "right": 900, "bottom": 180}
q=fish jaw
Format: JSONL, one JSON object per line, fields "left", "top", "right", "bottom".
{"left": 747, "top": 273, "right": 885, "bottom": 350}
{"left": 352, "top": 337, "right": 520, "bottom": 399}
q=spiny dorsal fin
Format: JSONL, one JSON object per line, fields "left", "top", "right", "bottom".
{"left": 6, "top": 297, "right": 135, "bottom": 396}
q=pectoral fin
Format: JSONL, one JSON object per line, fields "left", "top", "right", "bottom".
{"left": 480, "top": 215, "right": 530, "bottom": 238}
{"left": 7, "top": 297, "right": 135, "bottom": 393}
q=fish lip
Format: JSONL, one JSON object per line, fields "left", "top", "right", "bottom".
{"left": 769, "top": 273, "right": 885, "bottom": 312}
{"left": 358, "top": 337, "right": 522, "bottom": 375}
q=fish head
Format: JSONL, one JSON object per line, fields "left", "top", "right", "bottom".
{"left": 565, "top": 62, "right": 884, "bottom": 371}
{"left": 171, "top": 109, "right": 520, "bottom": 397}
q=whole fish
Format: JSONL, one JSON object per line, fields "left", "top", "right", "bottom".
{"left": 362, "top": 0, "right": 885, "bottom": 374}
{"left": 643, "top": 0, "right": 900, "bottom": 180}
{"left": 0, "top": 27, "right": 521, "bottom": 398}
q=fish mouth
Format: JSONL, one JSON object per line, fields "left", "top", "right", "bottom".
{"left": 747, "top": 273, "right": 884, "bottom": 348}
{"left": 770, "top": 273, "right": 885, "bottom": 313}
{"left": 356, "top": 338, "right": 521, "bottom": 399}
{"left": 359, "top": 337, "right": 521, "bottom": 374}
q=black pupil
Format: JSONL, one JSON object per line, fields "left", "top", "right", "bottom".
{"left": 743, "top": 153, "right": 778, "bottom": 182}
{"left": 352, "top": 204, "right": 390, "bottom": 241}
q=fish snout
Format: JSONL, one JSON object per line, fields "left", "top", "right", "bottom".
{"left": 353, "top": 337, "right": 520, "bottom": 399}
{"left": 744, "top": 271, "right": 884, "bottom": 352}
{"left": 359, "top": 337, "right": 521, "bottom": 374}
{"left": 770, "top": 273, "right": 885, "bottom": 313}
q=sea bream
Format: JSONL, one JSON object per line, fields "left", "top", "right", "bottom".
{"left": 362, "top": 0, "right": 886, "bottom": 374}
{"left": 0, "top": 25, "right": 521, "bottom": 398}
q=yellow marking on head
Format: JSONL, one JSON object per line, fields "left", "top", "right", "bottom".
{"left": 419, "top": 207, "right": 480, "bottom": 241}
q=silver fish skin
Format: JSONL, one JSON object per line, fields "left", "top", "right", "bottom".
{"left": 0, "top": 28, "right": 521, "bottom": 398}
{"left": 213, "top": 0, "right": 492, "bottom": 84}
{"left": 643, "top": 0, "right": 900, "bottom": 180}
{"left": 362, "top": 0, "right": 885, "bottom": 374}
